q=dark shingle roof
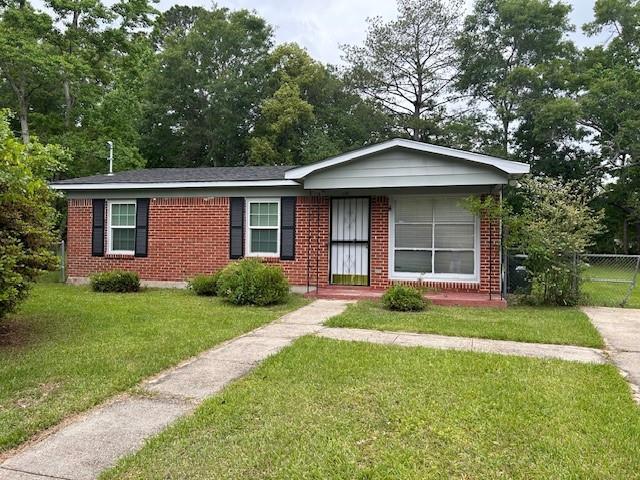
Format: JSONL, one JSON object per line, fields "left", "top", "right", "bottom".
{"left": 51, "top": 165, "right": 294, "bottom": 185}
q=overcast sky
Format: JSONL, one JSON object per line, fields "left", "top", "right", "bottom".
{"left": 32, "top": 0, "right": 607, "bottom": 65}
{"left": 151, "top": 0, "right": 604, "bottom": 65}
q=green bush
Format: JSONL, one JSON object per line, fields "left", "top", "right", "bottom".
{"left": 0, "top": 110, "right": 66, "bottom": 320}
{"left": 188, "top": 272, "right": 221, "bottom": 296}
{"left": 217, "top": 258, "right": 289, "bottom": 306}
{"left": 381, "top": 285, "right": 427, "bottom": 312}
{"left": 90, "top": 270, "right": 140, "bottom": 293}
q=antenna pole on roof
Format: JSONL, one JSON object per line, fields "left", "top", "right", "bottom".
{"left": 107, "top": 141, "right": 114, "bottom": 176}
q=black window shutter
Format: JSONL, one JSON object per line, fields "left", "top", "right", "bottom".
{"left": 229, "top": 197, "right": 244, "bottom": 259}
{"left": 91, "top": 199, "right": 105, "bottom": 257}
{"left": 280, "top": 197, "right": 296, "bottom": 260}
{"left": 134, "top": 199, "right": 150, "bottom": 257}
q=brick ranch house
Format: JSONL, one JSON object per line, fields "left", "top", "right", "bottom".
{"left": 51, "top": 138, "right": 529, "bottom": 305}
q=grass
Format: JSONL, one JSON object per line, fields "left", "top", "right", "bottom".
{"left": 581, "top": 262, "right": 639, "bottom": 308}
{"left": 578, "top": 263, "right": 639, "bottom": 308}
{"left": 582, "top": 280, "right": 640, "bottom": 308}
{"left": 325, "top": 300, "right": 604, "bottom": 348}
{"left": 103, "top": 337, "right": 640, "bottom": 479}
{"left": 0, "top": 284, "right": 307, "bottom": 452}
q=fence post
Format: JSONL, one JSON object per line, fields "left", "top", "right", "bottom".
{"left": 622, "top": 256, "right": 640, "bottom": 307}
{"left": 60, "top": 240, "right": 65, "bottom": 283}
{"left": 572, "top": 253, "right": 578, "bottom": 301}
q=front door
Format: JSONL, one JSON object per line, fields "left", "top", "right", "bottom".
{"left": 330, "top": 197, "right": 370, "bottom": 286}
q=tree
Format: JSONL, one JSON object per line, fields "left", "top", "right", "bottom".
{"left": 46, "top": 0, "right": 157, "bottom": 177}
{"left": 248, "top": 43, "right": 389, "bottom": 165}
{"left": 510, "top": 177, "right": 603, "bottom": 305}
{"left": 0, "top": 1, "right": 60, "bottom": 143}
{"left": 0, "top": 110, "right": 67, "bottom": 319}
{"left": 140, "top": 6, "right": 272, "bottom": 167}
{"left": 456, "top": 0, "right": 574, "bottom": 157}
{"left": 579, "top": 0, "right": 640, "bottom": 252}
{"left": 342, "top": 0, "right": 463, "bottom": 141}
{"left": 46, "top": 0, "right": 111, "bottom": 129}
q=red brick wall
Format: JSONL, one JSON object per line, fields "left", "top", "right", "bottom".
{"left": 67, "top": 194, "right": 500, "bottom": 292}
{"left": 67, "top": 196, "right": 330, "bottom": 287}
{"left": 261, "top": 196, "right": 330, "bottom": 287}
{"left": 368, "top": 195, "right": 501, "bottom": 293}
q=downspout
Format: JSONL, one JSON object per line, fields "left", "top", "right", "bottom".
{"left": 488, "top": 186, "right": 495, "bottom": 301}
{"left": 306, "top": 198, "right": 311, "bottom": 293}
{"left": 500, "top": 185, "right": 504, "bottom": 301}
{"left": 489, "top": 212, "right": 493, "bottom": 301}
{"left": 316, "top": 199, "right": 320, "bottom": 291}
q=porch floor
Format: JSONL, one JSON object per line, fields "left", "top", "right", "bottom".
{"left": 306, "top": 286, "right": 507, "bottom": 308}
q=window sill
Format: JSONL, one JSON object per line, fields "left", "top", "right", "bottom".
{"left": 251, "top": 255, "right": 281, "bottom": 263}
{"left": 390, "top": 275, "right": 479, "bottom": 284}
{"left": 105, "top": 253, "right": 135, "bottom": 259}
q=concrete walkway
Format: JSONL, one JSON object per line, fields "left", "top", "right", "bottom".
{"left": 317, "top": 327, "right": 607, "bottom": 364}
{"left": 0, "top": 299, "right": 351, "bottom": 480}
{"left": 583, "top": 307, "right": 640, "bottom": 402}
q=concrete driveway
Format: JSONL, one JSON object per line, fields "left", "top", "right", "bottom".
{"left": 583, "top": 307, "right": 640, "bottom": 402}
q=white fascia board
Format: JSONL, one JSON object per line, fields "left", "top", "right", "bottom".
{"left": 285, "top": 138, "right": 530, "bottom": 179}
{"left": 50, "top": 179, "right": 301, "bottom": 191}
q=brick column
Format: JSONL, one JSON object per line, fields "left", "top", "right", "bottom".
{"left": 370, "top": 196, "right": 390, "bottom": 289}
{"left": 479, "top": 198, "right": 502, "bottom": 294}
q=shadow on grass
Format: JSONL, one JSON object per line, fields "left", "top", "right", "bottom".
{"left": 0, "top": 318, "right": 38, "bottom": 349}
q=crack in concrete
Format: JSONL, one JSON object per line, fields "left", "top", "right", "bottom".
{"left": 0, "top": 465, "right": 73, "bottom": 480}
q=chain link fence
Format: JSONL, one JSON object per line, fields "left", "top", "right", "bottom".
{"left": 40, "top": 240, "right": 66, "bottom": 284}
{"left": 505, "top": 251, "right": 640, "bottom": 307}
{"left": 581, "top": 254, "right": 640, "bottom": 307}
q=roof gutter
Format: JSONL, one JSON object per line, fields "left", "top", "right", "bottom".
{"left": 49, "top": 179, "right": 301, "bottom": 191}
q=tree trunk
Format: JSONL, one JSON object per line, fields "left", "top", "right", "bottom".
{"left": 63, "top": 79, "right": 73, "bottom": 128}
{"left": 635, "top": 221, "right": 640, "bottom": 254}
{"left": 623, "top": 218, "right": 629, "bottom": 254}
{"left": 17, "top": 94, "right": 29, "bottom": 144}
{"left": 63, "top": 11, "right": 79, "bottom": 129}
{"left": 412, "top": 106, "right": 420, "bottom": 141}
{"left": 502, "top": 117, "right": 509, "bottom": 157}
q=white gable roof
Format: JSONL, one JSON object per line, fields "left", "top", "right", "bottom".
{"left": 285, "top": 138, "right": 530, "bottom": 180}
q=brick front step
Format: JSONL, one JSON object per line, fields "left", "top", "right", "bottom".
{"left": 307, "top": 287, "right": 507, "bottom": 308}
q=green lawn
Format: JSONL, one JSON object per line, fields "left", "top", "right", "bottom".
{"left": 581, "top": 262, "right": 639, "bottom": 308}
{"left": 103, "top": 337, "right": 640, "bottom": 479}
{"left": 0, "top": 284, "right": 306, "bottom": 452}
{"left": 325, "top": 300, "right": 604, "bottom": 348}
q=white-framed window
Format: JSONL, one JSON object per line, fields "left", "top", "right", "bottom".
{"left": 107, "top": 200, "right": 136, "bottom": 255}
{"left": 246, "top": 198, "right": 280, "bottom": 257}
{"left": 389, "top": 195, "right": 479, "bottom": 281}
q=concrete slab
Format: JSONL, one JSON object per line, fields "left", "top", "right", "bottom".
{"left": 583, "top": 307, "right": 640, "bottom": 402}
{"left": 318, "top": 327, "right": 399, "bottom": 345}
{"left": 582, "top": 307, "right": 640, "bottom": 352}
{"left": 146, "top": 359, "right": 253, "bottom": 400}
{"left": 317, "top": 328, "right": 607, "bottom": 364}
{"left": 204, "top": 335, "right": 293, "bottom": 364}
{"left": 249, "top": 323, "right": 324, "bottom": 339}
{"left": 278, "top": 299, "right": 352, "bottom": 325}
{"left": 1, "top": 397, "right": 191, "bottom": 480}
